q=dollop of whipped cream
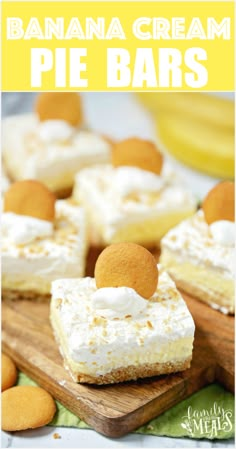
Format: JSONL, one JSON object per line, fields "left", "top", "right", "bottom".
{"left": 209, "top": 220, "right": 235, "bottom": 247}
{"left": 90, "top": 286, "right": 148, "bottom": 319}
{"left": 112, "top": 166, "right": 164, "bottom": 197}
{"left": 38, "top": 120, "right": 75, "bottom": 144}
{"left": 2, "top": 212, "right": 53, "bottom": 245}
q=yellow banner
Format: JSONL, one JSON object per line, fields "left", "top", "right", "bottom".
{"left": 1, "top": 1, "right": 234, "bottom": 91}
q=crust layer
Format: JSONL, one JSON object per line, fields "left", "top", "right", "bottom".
{"left": 66, "top": 357, "right": 191, "bottom": 385}
{"left": 2, "top": 289, "right": 50, "bottom": 302}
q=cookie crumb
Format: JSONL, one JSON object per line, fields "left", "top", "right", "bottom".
{"left": 53, "top": 433, "right": 61, "bottom": 439}
{"left": 147, "top": 320, "right": 153, "bottom": 329}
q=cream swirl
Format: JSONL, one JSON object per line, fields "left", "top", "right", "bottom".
{"left": 209, "top": 220, "right": 235, "bottom": 247}
{"left": 38, "top": 119, "right": 75, "bottom": 143}
{"left": 112, "top": 166, "right": 164, "bottom": 197}
{"left": 90, "top": 286, "right": 147, "bottom": 319}
{"left": 2, "top": 212, "right": 53, "bottom": 245}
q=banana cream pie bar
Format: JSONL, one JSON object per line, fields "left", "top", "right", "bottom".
{"left": 161, "top": 182, "right": 235, "bottom": 314}
{"left": 2, "top": 180, "right": 87, "bottom": 300}
{"left": 2, "top": 93, "right": 111, "bottom": 198}
{"left": 73, "top": 138, "right": 196, "bottom": 246}
{"left": 50, "top": 243, "right": 195, "bottom": 384}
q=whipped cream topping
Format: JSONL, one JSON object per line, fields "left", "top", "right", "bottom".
{"left": 91, "top": 287, "right": 147, "bottom": 319}
{"left": 2, "top": 201, "right": 87, "bottom": 293}
{"left": 38, "top": 120, "right": 75, "bottom": 144}
{"left": 74, "top": 164, "right": 196, "bottom": 242}
{"left": 161, "top": 210, "right": 235, "bottom": 279}
{"left": 51, "top": 268, "right": 195, "bottom": 376}
{"left": 2, "top": 115, "right": 111, "bottom": 192}
{"left": 2, "top": 212, "right": 53, "bottom": 245}
{"left": 112, "top": 166, "right": 164, "bottom": 197}
{"left": 209, "top": 220, "right": 235, "bottom": 247}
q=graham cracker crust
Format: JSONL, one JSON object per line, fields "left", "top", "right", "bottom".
{"left": 2, "top": 289, "right": 50, "bottom": 302}
{"left": 66, "top": 357, "right": 191, "bottom": 385}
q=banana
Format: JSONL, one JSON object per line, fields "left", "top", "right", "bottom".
{"left": 156, "top": 112, "right": 234, "bottom": 179}
{"left": 137, "top": 93, "right": 234, "bottom": 179}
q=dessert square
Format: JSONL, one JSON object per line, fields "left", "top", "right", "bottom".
{"left": 2, "top": 198, "right": 87, "bottom": 301}
{"left": 2, "top": 93, "right": 111, "bottom": 198}
{"left": 160, "top": 182, "right": 235, "bottom": 314}
{"left": 73, "top": 151, "right": 196, "bottom": 247}
{"left": 50, "top": 266, "right": 195, "bottom": 385}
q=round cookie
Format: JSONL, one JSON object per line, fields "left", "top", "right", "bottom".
{"left": 1, "top": 354, "right": 17, "bottom": 392}
{"left": 202, "top": 181, "right": 234, "bottom": 225}
{"left": 4, "top": 180, "right": 56, "bottom": 222}
{"left": 95, "top": 243, "right": 158, "bottom": 299}
{"left": 35, "top": 92, "right": 83, "bottom": 126}
{"left": 112, "top": 138, "right": 163, "bottom": 175}
{"left": 2, "top": 386, "right": 56, "bottom": 431}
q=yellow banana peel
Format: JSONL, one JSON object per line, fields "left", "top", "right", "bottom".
{"left": 156, "top": 112, "right": 234, "bottom": 179}
{"left": 137, "top": 93, "right": 234, "bottom": 179}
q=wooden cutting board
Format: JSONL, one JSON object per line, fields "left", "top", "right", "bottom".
{"left": 2, "top": 291, "right": 234, "bottom": 438}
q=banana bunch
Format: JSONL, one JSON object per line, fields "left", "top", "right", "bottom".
{"left": 137, "top": 93, "right": 234, "bottom": 179}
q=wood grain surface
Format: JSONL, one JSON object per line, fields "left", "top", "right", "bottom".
{"left": 2, "top": 290, "right": 234, "bottom": 438}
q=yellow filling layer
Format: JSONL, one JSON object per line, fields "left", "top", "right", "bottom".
{"left": 2, "top": 274, "right": 52, "bottom": 295}
{"left": 65, "top": 338, "right": 193, "bottom": 376}
{"left": 4, "top": 154, "right": 108, "bottom": 192}
{"left": 161, "top": 251, "right": 234, "bottom": 311}
{"left": 77, "top": 197, "right": 195, "bottom": 246}
{"left": 108, "top": 210, "right": 195, "bottom": 245}
{"left": 51, "top": 305, "right": 193, "bottom": 377}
